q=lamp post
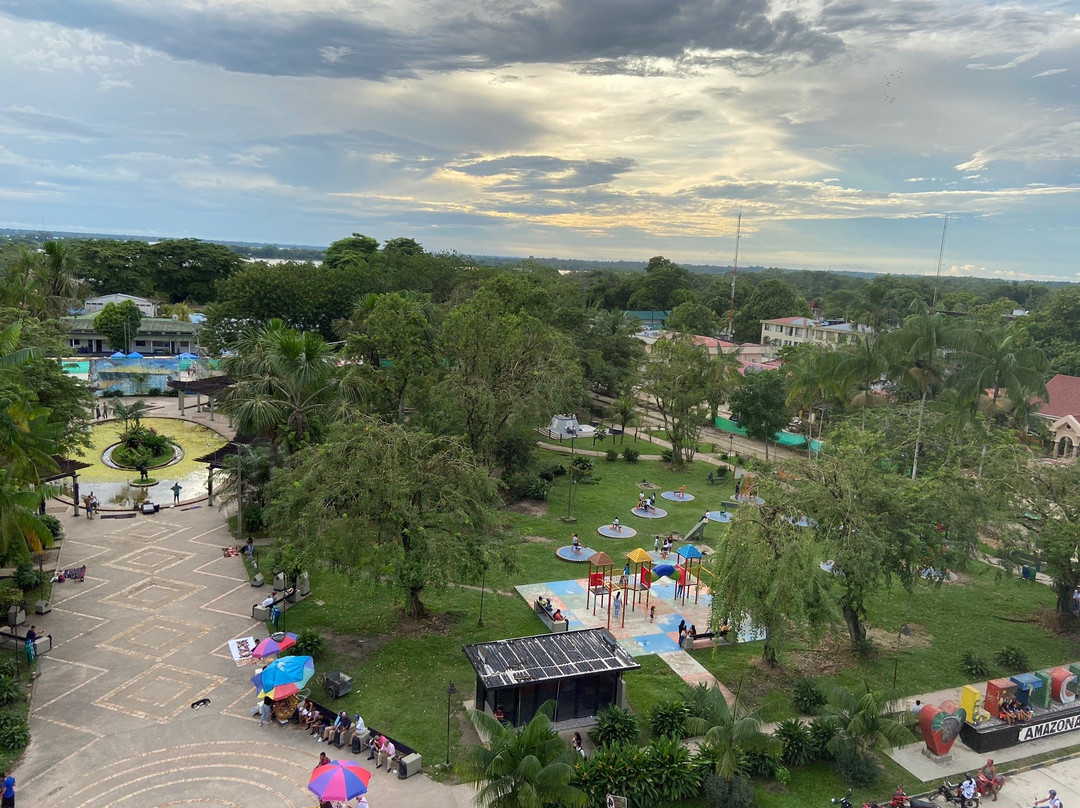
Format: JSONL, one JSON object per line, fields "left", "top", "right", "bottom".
{"left": 477, "top": 564, "right": 487, "bottom": 627}
{"left": 564, "top": 427, "right": 577, "bottom": 522}
{"left": 892, "top": 623, "right": 911, "bottom": 691}
{"left": 446, "top": 681, "right": 458, "bottom": 765}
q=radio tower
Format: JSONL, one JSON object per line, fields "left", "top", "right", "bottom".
{"left": 726, "top": 210, "right": 742, "bottom": 339}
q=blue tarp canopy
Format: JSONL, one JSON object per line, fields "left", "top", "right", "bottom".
{"left": 178, "top": 352, "right": 198, "bottom": 359}
{"left": 714, "top": 416, "right": 823, "bottom": 452}
{"left": 109, "top": 351, "right": 126, "bottom": 359}
{"left": 126, "top": 351, "right": 143, "bottom": 359}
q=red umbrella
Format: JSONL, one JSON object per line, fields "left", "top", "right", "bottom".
{"left": 308, "top": 760, "right": 372, "bottom": 802}
{"left": 252, "top": 632, "right": 298, "bottom": 659}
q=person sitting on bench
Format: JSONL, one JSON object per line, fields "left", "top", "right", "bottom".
{"left": 718, "top": 619, "right": 730, "bottom": 639}
{"left": 552, "top": 609, "right": 563, "bottom": 622}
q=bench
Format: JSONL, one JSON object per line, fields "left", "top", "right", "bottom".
{"left": 681, "top": 631, "right": 729, "bottom": 650}
{"left": 252, "top": 588, "right": 295, "bottom": 621}
{"left": 534, "top": 600, "right": 570, "bottom": 632}
{"left": 360, "top": 727, "right": 422, "bottom": 779}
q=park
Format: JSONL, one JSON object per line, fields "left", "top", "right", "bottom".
{"left": 2, "top": 237, "right": 1080, "bottom": 807}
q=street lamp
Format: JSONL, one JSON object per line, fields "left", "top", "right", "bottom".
{"left": 892, "top": 623, "right": 911, "bottom": 691}
{"left": 564, "top": 426, "right": 577, "bottom": 522}
{"left": 446, "top": 681, "right": 458, "bottom": 765}
{"left": 477, "top": 564, "right": 487, "bottom": 627}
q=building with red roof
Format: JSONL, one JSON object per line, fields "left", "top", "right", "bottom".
{"left": 1036, "top": 374, "right": 1080, "bottom": 459}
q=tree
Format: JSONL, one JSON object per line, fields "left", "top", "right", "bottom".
{"left": 614, "top": 393, "right": 637, "bottom": 444}
{"left": 822, "top": 683, "right": 911, "bottom": 762}
{"left": 665, "top": 302, "right": 721, "bottom": 337}
{"left": 0, "top": 468, "right": 55, "bottom": 564}
{"left": 324, "top": 232, "right": 378, "bottom": 270}
{"left": 148, "top": 239, "right": 242, "bottom": 303}
{"left": 641, "top": 336, "right": 711, "bottom": 467}
{"left": 709, "top": 487, "right": 830, "bottom": 666}
{"left": 344, "top": 291, "right": 437, "bottom": 422}
{"left": 784, "top": 345, "right": 842, "bottom": 433}
{"left": 382, "top": 236, "right": 425, "bottom": 256}
{"left": 157, "top": 302, "right": 194, "bottom": 322}
{"left": 1010, "top": 463, "right": 1080, "bottom": 615}
{"left": 459, "top": 700, "right": 588, "bottom": 808}
{"left": 627, "top": 256, "right": 691, "bottom": 310}
{"left": 732, "top": 279, "right": 810, "bottom": 343}
{"left": 92, "top": 300, "right": 143, "bottom": 352}
{"left": 436, "top": 289, "right": 580, "bottom": 463}
{"left": 35, "top": 241, "right": 82, "bottom": 317}
{"left": 266, "top": 419, "right": 510, "bottom": 618}
{"left": 684, "top": 684, "right": 777, "bottom": 780}
{"left": 76, "top": 239, "right": 154, "bottom": 297}
{"left": 728, "top": 370, "right": 788, "bottom": 460}
{"left": 577, "top": 310, "right": 645, "bottom": 396}
{"left": 219, "top": 320, "right": 366, "bottom": 466}
{"left": 703, "top": 350, "right": 741, "bottom": 423}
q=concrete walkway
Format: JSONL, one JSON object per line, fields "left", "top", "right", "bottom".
{"left": 17, "top": 497, "right": 474, "bottom": 807}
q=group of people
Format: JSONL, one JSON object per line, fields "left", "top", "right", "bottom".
{"left": 677, "top": 620, "right": 698, "bottom": 643}
{"left": 81, "top": 491, "right": 100, "bottom": 518}
{"left": 93, "top": 403, "right": 110, "bottom": 420}
{"left": 636, "top": 492, "right": 658, "bottom": 512}
{"left": 653, "top": 534, "right": 674, "bottom": 559}
{"left": 997, "top": 694, "right": 1033, "bottom": 724}
{"left": 300, "top": 703, "right": 374, "bottom": 754}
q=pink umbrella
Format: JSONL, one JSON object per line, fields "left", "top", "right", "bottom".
{"left": 252, "top": 632, "right": 298, "bottom": 659}
{"left": 308, "top": 760, "right": 372, "bottom": 802}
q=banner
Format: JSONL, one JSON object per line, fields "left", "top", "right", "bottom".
{"left": 229, "top": 636, "right": 258, "bottom": 666}
{"left": 1019, "top": 714, "right": 1080, "bottom": 742}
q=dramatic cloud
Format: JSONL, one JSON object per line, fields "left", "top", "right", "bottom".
{"left": 0, "top": 0, "right": 1077, "bottom": 279}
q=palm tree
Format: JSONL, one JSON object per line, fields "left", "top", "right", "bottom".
{"left": 704, "top": 350, "right": 741, "bottom": 423}
{"left": 882, "top": 308, "right": 957, "bottom": 479}
{"left": 220, "top": 320, "right": 366, "bottom": 466}
{"left": 112, "top": 400, "right": 150, "bottom": 432}
{"left": 684, "top": 683, "right": 778, "bottom": 779}
{"left": 835, "top": 335, "right": 891, "bottom": 427}
{"left": 34, "top": 241, "right": 82, "bottom": 317}
{"left": 459, "top": 700, "right": 588, "bottom": 808}
{"left": 0, "top": 469, "right": 55, "bottom": 563}
{"left": 952, "top": 327, "right": 1048, "bottom": 474}
{"left": 614, "top": 393, "right": 637, "bottom": 444}
{"left": 822, "top": 683, "right": 912, "bottom": 762}
{"left": 785, "top": 346, "right": 843, "bottom": 437}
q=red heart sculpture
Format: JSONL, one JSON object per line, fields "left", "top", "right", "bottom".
{"left": 919, "top": 700, "right": 966, "bottom": 756}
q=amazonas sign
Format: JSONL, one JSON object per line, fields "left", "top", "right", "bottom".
{"left": 1019, "top": 714, "right": 1080, "bottom": 742}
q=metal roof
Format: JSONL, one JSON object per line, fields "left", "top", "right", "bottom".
{"left": 463, "top": 628, "right": 640, "bottom": 690}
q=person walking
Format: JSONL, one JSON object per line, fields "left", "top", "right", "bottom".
{"left": 1, "top": 770, "right": 13, "bottom": 808}
{"left": 171, "top": 482, "right": 182, "bottom": 505}
{"left": 101, "top": 403, "right": 108, "bottom": 419}
{"left": 95, "top": 404, "right": 101, "bottom": 420}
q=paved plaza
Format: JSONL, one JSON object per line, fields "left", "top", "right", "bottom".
{"left": 16, "top": 500, "right": 474, "bottom": 808}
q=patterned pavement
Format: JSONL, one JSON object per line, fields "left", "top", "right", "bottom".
{"left": 17, "top": 500, "right": 474, "bottom": 808}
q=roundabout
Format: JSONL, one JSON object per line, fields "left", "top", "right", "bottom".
{"left": 631, "top": 506, "right": 667, "bottom": 519}
{"left": 597, "top": 524, "right": 637, "bottom": 539}
{"left": 556, "top": 545, "right": 596, "bottom": 562}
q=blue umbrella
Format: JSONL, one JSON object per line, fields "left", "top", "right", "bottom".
{"left": 110, "top": 351, "right": 126, "bottom": 360}
{"left": 251, "top": 655, "right": 315, "bottom": 699}
{"left": 178, "top": 352, "right": 198, "bottom": 360}
{"left": 127, "top": 351, "right": 143, "bottom": 359}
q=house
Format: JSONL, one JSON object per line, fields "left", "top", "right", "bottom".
{"left": 61, "top": 315, "right": 201, "bottom": 355}
{"left": 759, "top": 317, "right": 872, "bottom": 358}
{"left": 1035, "top": 374, "right": 1080, "bottom": 460}
{"left": 655, "top": 332, "right": 736, "bottom": 358}
{"left": 463, "top": 628, "right": 639, "bottom": 728}
{"left": 82, "top": 293, "right": 158, "bottom": 318}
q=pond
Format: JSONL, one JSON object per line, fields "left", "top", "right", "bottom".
{"left": 65, "top": 418, "right": 229, "bottom": 508}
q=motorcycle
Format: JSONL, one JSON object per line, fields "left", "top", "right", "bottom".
{"left": 890, "top": 786, "right": 936, "bottom": 808}
{"left": 831, "top": 793, "right": 853, "bottom": 808}
{"left": 975, "top": 771, "right": 1004, "bottom": 800}
{"left": 935, "top": 779, "right": 980, "bottom": 808}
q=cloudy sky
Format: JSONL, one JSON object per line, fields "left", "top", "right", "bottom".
{"left": 0, "top": 0, "right": 1078, "bottom": 280}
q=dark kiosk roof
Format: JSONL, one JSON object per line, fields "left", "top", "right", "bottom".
{"left": 165, "top": 376, "right": 235, "bottom": 396}
{"left": 463, "top": 628, "right": 640, "bottom": 689}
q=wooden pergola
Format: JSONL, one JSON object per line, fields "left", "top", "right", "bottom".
{"left": 42, "top": 457, "right": 93, "bottom": 516}
{"left": 194, "top": 437, "right": 256, "bottom": 506}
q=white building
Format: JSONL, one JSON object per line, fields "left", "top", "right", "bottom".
{"left": 759, "top": 317, "right": 872, "bottom": 358}
{"left": 83, "top": 294, "right": 158, "bottom": 318}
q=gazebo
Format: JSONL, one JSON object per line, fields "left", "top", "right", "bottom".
{"left": 194, "top": 437, "right": 257, "bottom": 506}
{"left": 674, "top": 545, "right": 704, "bottom": 605}
{"left": 623, "top": 548, "right": 653, "bottom": 617}
{"left": 166, "top": 375, "right": 234, "bottom": 421}
{"left": 43, "top": 457, "right": 93, "bottom": 517}
{"left": 463, "top": 628, "right": 640, "bottom": 728}
{"left": 585, "top": 551, "right": 618, "bottom": 629}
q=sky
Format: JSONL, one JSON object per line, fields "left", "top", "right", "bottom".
{"left": 0, "top": 1, "right": 1078, "bottom": 281}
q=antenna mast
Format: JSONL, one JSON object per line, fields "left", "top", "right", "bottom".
{"left": 727, "top": 210, "right": 742, "bottom": 339}
{"left": 931, "top": 213, "right": 948, "bottom": 313}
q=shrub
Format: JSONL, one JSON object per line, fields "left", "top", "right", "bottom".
{"left": 791, "top": 678, "right": 825, "bottom": 715}
{"left": 0, "top": 676, "right": 23, "bottom": 707}
{"left": 713, "top": 466, "right": 729, "bottom": 479}
{"left": 241, "top": 501, "right": 265, "bottom": 533}
{"left": 774, "top": 718, "right": 814, "bottom": 766}
{"left": 605, "top": 448, "right": 619, "bottom": 462}
{"left": 995, "top": 646, "right": 1030, "bottom": 673}
{"left": 704, "top": 773, "right": 757, "bottom": 808}
{"left": 538, "top": 463, "right": 566, "bottom": 481}
{"left": 0, "top": 660, "right": 17, "bottom": 679}
{"left": 294, "top": 628, "right": 326, "bottom": 658}
{"left": 853, "top": 636, "right": 876, "bottom": 659}
{"left": 592, "top": 704, "right": 640, "bottom": 747}
{"left": 13, "top": 563, "right": 45, "bottom": 592}
{"left": 0, "top": 714, "right": 29, "bottom": 751}
{"left": 659, "top": 448, "right": 674, "bottom": 463}
{"left": 834, "top": 744, "right": 880, "bottom": 786}
{"left": 570, "top": 456, "right": 594, "bottom": 472}
{"left": 525, "top": 478, "right": 551, "bottom": 501}
{"left": 648, "top": 700, "right": 689, "bottom": 739}
{"left": 0, "top": 587, "right": 25, "bottom": 612}
{"left": 39, "top": 514, "right": 63, "bottom": 542}
{"left": 645, "top": 735, "right": 703, "bottom": 802}
{"left": 622, "top": 447, "right": 640, "bottom": 463}
{"left": 961, "top": 649, "right": 990, "bottom": 678}
{"left": 741, "top": 747, "right": 783, "bottom": 778}
{"left": 807, "top": 717, "right": 837, "bottom": 761}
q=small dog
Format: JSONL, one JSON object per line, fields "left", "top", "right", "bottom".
{"left": 190, "top": 698, "right": 211, "bottom": 710}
